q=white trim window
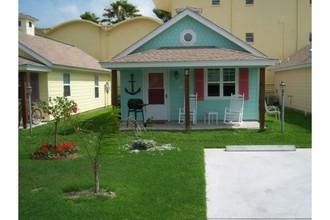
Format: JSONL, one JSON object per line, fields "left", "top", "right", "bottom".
{"left": 205, "top": 68, "right": 238, "bottom": 99}
{"left": 94, "top": 74, "right": 99, "bottom": 98}
{"left": 63, "top": 73, "right": 71, "bottom": 97}
{"left": 180, "top": 30, "right": 196, "bottom": 45}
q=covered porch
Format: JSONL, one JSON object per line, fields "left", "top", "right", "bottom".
{"left": 102, "top": 47, "right": 276, "bottom": 130}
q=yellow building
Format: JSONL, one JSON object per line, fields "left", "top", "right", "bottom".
{"left": 19, "top": 13, "right": 111, "bottom": 127}
{"left": 35, "top": 0, "right": 311, "bottom": 97}
{"left": 37, "top": 17, "right": 162, "bottom": 62}
{"left": 153, "top": 0, "right": 312, "bottom": 95}
{"left": 270, "top": 44, "right": 312, "bottom": 114}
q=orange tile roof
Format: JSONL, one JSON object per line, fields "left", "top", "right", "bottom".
{"left": 19, "top": 31, "right": 109, "bottom": 72}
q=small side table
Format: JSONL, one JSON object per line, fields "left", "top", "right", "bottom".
{"left": 204, "top": 112, "right": 218, "bottom": 125}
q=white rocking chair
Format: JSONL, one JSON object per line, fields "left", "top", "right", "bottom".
{"left": 224, "top": 93, "right": 244, "bottom": 125}
{"left": 265, "top": 100, "right": 280, "bottom": 120}
{"left": 178, "top": 93, "right": 197, "bottom": 124}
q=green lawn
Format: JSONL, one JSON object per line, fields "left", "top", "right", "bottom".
{"left": 18, "top": 107, "right": 311, "bottom": 219}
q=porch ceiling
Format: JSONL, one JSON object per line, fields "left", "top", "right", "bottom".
{"left": 101, "top": 47, "right": 277, "bottom": 69}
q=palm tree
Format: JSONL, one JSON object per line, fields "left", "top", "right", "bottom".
{"left": 80, "top": 11, "right": 100, "bottom": 24}
{"left": 102, "top": 0, "right": 141, "bottom": 25}
{"left": 153, "top": 9, "right": 171, "bottom": 23}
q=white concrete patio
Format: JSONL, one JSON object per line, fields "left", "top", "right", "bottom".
{"left": 204, "top": 147, "right": 311, "bottom": 219}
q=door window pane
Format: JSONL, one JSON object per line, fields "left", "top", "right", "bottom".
{"left": 148, "top": 73, "right": 164, "bottom": 104}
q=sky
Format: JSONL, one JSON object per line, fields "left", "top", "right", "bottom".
{"left": 18, "top": 0, "right": 159, "bottom": 28}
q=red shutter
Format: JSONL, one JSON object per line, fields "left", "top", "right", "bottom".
{"left": 194, "top": 68, "right": 204, "bottom": 100}
{"left": 239, "top": 68, "right": 249, "bottom": 100}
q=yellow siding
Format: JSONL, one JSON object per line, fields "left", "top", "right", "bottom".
{"left": 46, "top": 69, "right": 111, "bottom": 114}
{"left": 274, "top": 67, "right": 311, "bottom": 114}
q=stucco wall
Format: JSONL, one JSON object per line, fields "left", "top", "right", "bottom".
{"left": 44, "top": 18, "right": 162, "bottom": 61}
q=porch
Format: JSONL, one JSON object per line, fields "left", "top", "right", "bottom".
{"left": 120, "top": 120, "right": 259, "bottom": 131}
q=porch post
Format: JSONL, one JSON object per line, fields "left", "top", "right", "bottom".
{"left": 184, "top": 68, "right": 190, "bottom": 130}
{"left": 20, "top": 72, "right": 29, "bottom": 129}
{"left": 111, "top": 69, "right": 118, "bottom": 107}
{"left": 259, "top": 68, "right": 265, "bottom": 130}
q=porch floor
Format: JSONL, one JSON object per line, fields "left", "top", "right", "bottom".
{"left": 120, "top": 120, "right": 260, "bottom": 131}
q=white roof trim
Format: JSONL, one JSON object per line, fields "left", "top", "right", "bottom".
{"left": 52, "top": 64, "right": 111, "bottom": 74}
{"left": 101, "top": 60, "right": 277, "bottom": 69}
{"left": 19, "top": 65, "right": 50, "bottom": 72}
{"left": 114, "top": 8, "right": 267, "bottom": 59}
{"left": 271, "top": 63, "right": 311, "bottom": 72}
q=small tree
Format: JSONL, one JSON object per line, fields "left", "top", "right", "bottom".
{"left": 74, "top": 107, "right": 120, "bottom": 194}
{"left": 38, "top": 96, "right": 78, "bottom": 149}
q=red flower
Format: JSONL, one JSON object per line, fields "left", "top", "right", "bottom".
{"left": 72, "top": 106, "right": 78, "bottom": 113}
{"left": 34, "top": 142, "right": 78, "bottom": 156}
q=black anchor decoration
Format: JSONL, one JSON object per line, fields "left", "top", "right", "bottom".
{"left": 125, "top": 74, "right": 141, "bottom": 95}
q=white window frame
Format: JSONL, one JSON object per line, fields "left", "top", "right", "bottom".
{"left": 180, "top": 30, "right": 196, "bottom": 45}
{"left": 63, "top": 73, "right": 71, "bottom": 97}
{"left": 94, "top": 74, "right": 99, "bottom": 98}
{"left": 204, "top": 68, "right": 238, "bottom": 100}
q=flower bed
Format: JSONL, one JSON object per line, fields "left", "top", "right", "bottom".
{"left": 31, "top": 142, "right": 80, "bottom": 160}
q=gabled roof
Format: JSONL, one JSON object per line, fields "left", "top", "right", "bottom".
{"left": 19, "top": 31, "right": 110, "bottom": 73}
{"left": 19, "top": 56, "right": 49, "bottom": 72}
{"left": 114, "top": 8, "right": 267, "bottom": 59}
{"left": 270, "top": 44, "right": 312, "bottom": 72}
{"left": 103, "top": 47, "right": 276, "bottom": 69}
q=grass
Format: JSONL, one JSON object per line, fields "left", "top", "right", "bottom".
{"left": 18, "top": 107, "right": 311, "bottom": 219}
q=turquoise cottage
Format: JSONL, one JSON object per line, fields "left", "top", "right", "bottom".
{"left": 101, "top": 8, "right": 277, "bottom": 128}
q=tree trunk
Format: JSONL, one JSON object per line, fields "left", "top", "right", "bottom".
{"left": 94, "top": 162, "right": 100, "bottom": 194}
{"left": 53, "top": 121, "right": 58, "bottom": 149}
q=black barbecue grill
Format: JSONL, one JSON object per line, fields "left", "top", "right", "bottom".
{"left": 127, "top": 99, "right": 145, "bottom": 125}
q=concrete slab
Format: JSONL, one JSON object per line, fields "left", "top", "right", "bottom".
{"left": 226, "top": 145, "right": 296, "bottom": 152}
{"left": 205, "top": 148, "right": 311, "bottom": 219}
